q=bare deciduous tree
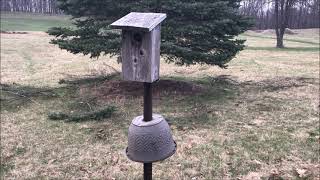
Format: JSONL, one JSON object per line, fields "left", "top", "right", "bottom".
{"left": 274, "top": 0, "right": 297, "bottom": 48}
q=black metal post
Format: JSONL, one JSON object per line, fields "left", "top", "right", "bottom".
{"left": 143, "top": 82, "right": 152, "bottom": 122}
{"left": 143, "top": 82, "right": 153, "bottom": 180}
{"left": 144, "top": 163, "right": 152, "bottom": 180}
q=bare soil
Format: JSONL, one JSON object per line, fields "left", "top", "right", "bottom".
{"left": 84, "top": 79, "right": 206, "bottom": 100}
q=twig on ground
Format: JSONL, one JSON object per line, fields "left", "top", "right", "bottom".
{"left": 2, "top": 89, "right": 41, "bottom": 105}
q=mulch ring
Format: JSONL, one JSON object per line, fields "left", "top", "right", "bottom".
{"left": 81, "top": 79, "right": 207, "bottom": 101}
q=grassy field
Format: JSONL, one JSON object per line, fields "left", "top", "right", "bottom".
{"left": 1, "top": 13, "right": 319, "bottom": 179}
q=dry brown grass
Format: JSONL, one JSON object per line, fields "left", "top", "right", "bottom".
{"left": 1, "top": 30, "right": 319, "bottom": 179}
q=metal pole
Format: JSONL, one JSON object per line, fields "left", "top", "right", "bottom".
{"left": 143, "top": 82, "right": 152, "bottom": 122}
{"left": 143, "top": 82, "right": 153, "bottom": 180}
{"left": 144, "top": 163, "right": 152, "bottom": 180}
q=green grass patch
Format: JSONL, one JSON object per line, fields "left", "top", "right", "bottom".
{"left": 242, "top": 34, "right": 320, "bottom": 46}
{"left": 1, "top": 12, "right": 73, "bottom": 31}
{"left": 0, "top": 163, "right": 14, "bottom": 177}
{"left": 245, "top": 46, "right": 319, "bottom": 52}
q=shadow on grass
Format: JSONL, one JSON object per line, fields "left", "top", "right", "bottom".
{"left": 245, "top": 46, "right": 319, "bottom": 52}
{"left": 162, "top": 75, "right": 318, "bottom": 129}
{"left": 161, "top": 75, "right": 242, "bottom": 128}
{"left": 241, "top": 77, "right": 318, "bottom": 92}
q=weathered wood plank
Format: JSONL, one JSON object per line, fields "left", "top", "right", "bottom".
{"left": 111, "top": 12, "right": 166, "bottom": 32}
{"left": 150, "top": 25, "right": 161, "bottom": 82}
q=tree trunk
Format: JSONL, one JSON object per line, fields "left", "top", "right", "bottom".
{"left": 276, "top": 38, "right": 284, "bottom": 48}
{"left": 275, "top": 0, "right": 284, "bottom": 48}
{"left": 277, "top": 28, "right": 285, "bottom": 48}
{"left": 274, "top": 0, "right": 295, "bottom": 48}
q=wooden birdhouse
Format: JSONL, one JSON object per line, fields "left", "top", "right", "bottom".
{"left": 111, "top": 12, "right": 167, "bottom": 83}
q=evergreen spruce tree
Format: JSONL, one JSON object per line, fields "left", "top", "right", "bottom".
{"left": 48, "top": 0, "right": 252, "bottom": 68}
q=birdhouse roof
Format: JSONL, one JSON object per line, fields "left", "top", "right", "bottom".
{"left": 110, "top": 12, "right": 167, "bottom": 32}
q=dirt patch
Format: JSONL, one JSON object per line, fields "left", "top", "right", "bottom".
{"left": 81, "top": 79, "right": 206, "bottom": 101}
{"left": 250, "top": 30, "right": 264, "bottom": 33}
{"left": 261, "top": 29, "right": 275, "bottom": 35}
{"left": 285, "top": 28, "right": 297, "bottom": 35}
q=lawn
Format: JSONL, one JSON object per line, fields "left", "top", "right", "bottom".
{"left": 0, "top": 13, "right": 319, "bottom": 179}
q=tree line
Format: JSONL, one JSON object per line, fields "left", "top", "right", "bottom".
{"left": 240, "top": 0, "right": 319, "bottom": 29}
{"left": 1, "top": 0, "right": 62, "bottom": 14}
{"left": 1, "top": 0, "right": 319, "bottom": 30}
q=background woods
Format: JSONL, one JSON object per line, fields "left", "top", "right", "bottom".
{"left": 240, "top": 0, "right": 319, "bottom": 29}
{"left": 1, "top": 0, "right": 319, "bottom": 30}
{"left": 1, "top": 0, "right": 62, "bottom": 14}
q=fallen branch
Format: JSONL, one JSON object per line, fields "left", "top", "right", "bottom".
{"left": 48, "top": 106, "right": 116, "bottom": 122}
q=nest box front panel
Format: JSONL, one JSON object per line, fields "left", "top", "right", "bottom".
{"left": 121, "top": 25, "right": 161, "bottom": 83}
